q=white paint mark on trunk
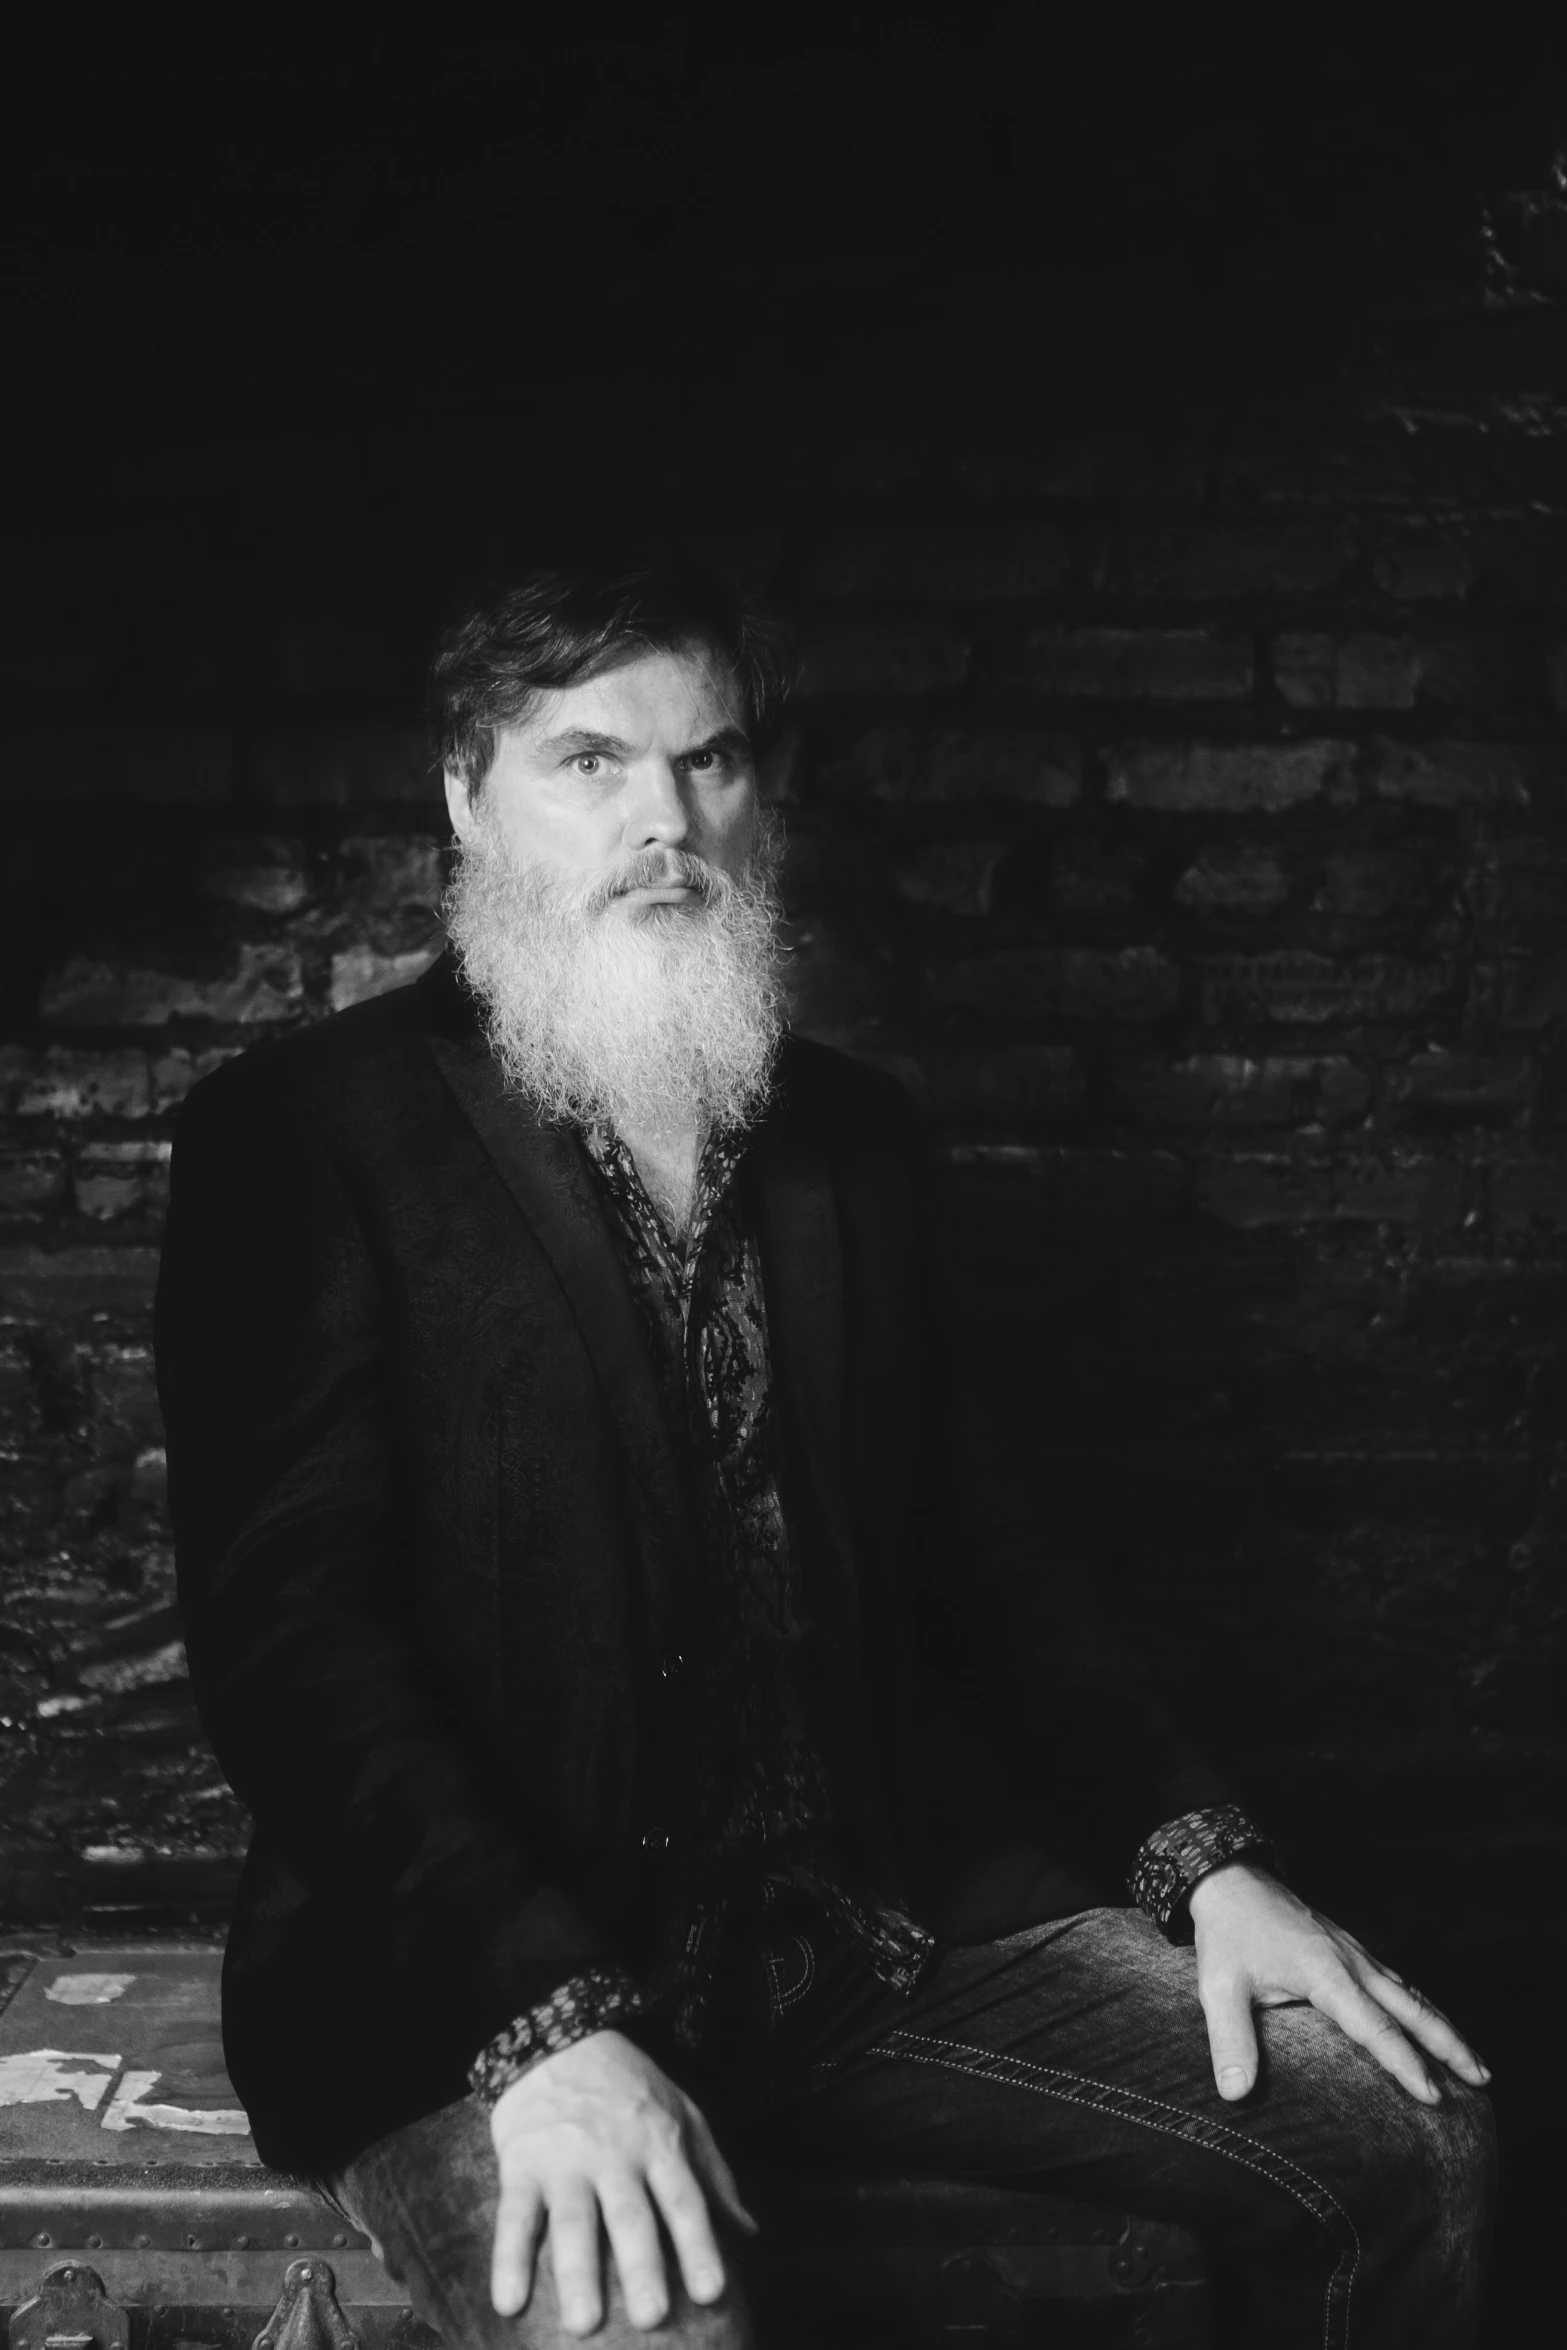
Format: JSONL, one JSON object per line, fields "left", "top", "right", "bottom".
{"left": 100, "top": 2070, "right": 250, "bottom": 2134}
{"left": 0, "top": 2051, "right": 119, "bottom": 2108}
{"left": 44, "top": 1973, "right": 136, "bottom": 2005}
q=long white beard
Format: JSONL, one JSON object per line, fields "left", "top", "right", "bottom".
{"left": 444, "top": 816, "right": 785, "bottom": 1141}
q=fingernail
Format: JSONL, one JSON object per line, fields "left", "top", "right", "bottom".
{"left": 1477, "top": 2065, "right": 1492, "bottom": 2084}
{"left": 1218, "top": 2066, "right": 1250, "bottom": 2097}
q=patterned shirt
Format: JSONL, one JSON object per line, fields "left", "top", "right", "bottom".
{"left": 468, "top": 1122, "right": 1270, "bottom": 2105}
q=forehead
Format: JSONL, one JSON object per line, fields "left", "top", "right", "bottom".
{"left": 516, "top": 640, "right": 748, "bottom": 748}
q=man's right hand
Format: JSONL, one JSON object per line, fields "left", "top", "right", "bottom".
{"left": 488, "top": 2029, "right": 757, "bottom": 2337}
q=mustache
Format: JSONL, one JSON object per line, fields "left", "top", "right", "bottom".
{"left": 580, "top": 847, "right": 724, "bottom": 914}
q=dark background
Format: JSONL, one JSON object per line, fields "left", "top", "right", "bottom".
{"left": 2, "top": 16, "right": 1564, "bottom": 2335}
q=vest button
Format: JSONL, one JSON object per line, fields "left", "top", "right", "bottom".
{"left": 661, "top": 1650, "right": 686, "bottom": 1681}
{"left": 642, "top": 1827, "right": 670, "bottom": 1851}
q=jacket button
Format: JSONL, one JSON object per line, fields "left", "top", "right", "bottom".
{"left": 642, "top": 1827, "right": 670, "bottom": 1851}
{"left": 660, "top": 1650, "right": 686, "bottom": 1681}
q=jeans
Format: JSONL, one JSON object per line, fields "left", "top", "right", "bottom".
{"left": 334, "top": 1905, "right": 1494, "bottom": 2350}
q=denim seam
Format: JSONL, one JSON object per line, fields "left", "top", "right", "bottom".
{"left": 870, "top": 2027, "right": 1360, "bottom": 2350}
{"left": 765, "top": 1931, "right": 816, "bottom": 2020}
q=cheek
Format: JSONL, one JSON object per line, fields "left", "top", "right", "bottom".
{"left": 703, "top": 785, "right": 757, "bottom": 865}
{"left": 501, "top": 788, "right": 613, "bottom": 866}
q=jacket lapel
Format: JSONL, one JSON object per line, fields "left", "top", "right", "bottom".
{"left": 418, "top": 971, "right": 698, "bottom": 1609}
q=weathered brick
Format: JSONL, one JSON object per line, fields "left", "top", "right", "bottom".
{"left": 1416, "top": 632, "right": 1544, "bottom": 711}
{"left": 931, "top": 946, "right": 1180, "bottom": 1024}
{"left": 1388, "top": 1051, "right": 1532, "bottom": 1127}
{"left": 1201, "top": 952, "right": 1451, "bottom": 1026}
{"left": 39, "top": 945, "right": 303, "bottom": 1029}
{"left": 86, "top": 1343, "right": 164, "bottom": 1441}
{"left": 3, "top": 1048, "right": 152, "bottom": 1120}
{"left": 1216, "top": 423, "right": 1308, "bottom": 508}
{"left": 1116, "top": 1053, "right": 1370, "bottom": 1127}
{"left": 250, "top": 726, "right": 435, "bottom": 805}
{"left": 1414, "top": 423, "right": 1492, "bottom": 505}
{"left": 329, "top": 944, "right": 439, "bottom": 1013}
{"left": 1090, "top": 524, "right": 1354, "bottom": 601}
{"left": 197, "top": 837, "right": 312, "bottom": 914}
{"left": 1198, "top": 1153, "right": 1333, "bottom": 1227}
{"left": 807, "top": 527, "right": 1069, "bottom": 600}
{"left": 1275, "top": 633, "right": 1419, "bottom": 709}
{"left": 0, "top": 728, "right": 234, "bottom": 804}
{"left": 1371, "top": 537, "right": 1474, "bottom": 601}
{"left": 0, "top": 1245, "right": 161, "bottom": 1318}
{"left": 72, "top": 1141, "right": 173, "bottom": 1221}
{"left": 914, "top": 1045, "right": 1085, "bottom": 1122}
{"left": 1106, "top": 739, "right": 1348, "bottom": 813}
{"left": 889, "top": 842, "right": 1005, "bottom": 916}
{"left": 1372, "top": 739, "right": 1538, "bottom": 810}
{"left": 1490, "top": 1153, "right": 1567, "bottom": 1232}
{"left": 817, "top": 727, "right": 1080, "bottom": 805}
{"left": 0, "top": 1150, "right": 67, "bottom": 1212}
{"left": 1310, "top": 425, "right": 1420, "bottom": 505}
{"left": 796, "top": 628, "right": 971, "bottom": 699}
{"left": 1465, "top": 837, "right": 1567, "bottom": 932}
{"left": 1312, "top": 849, "right": 1435, "bottom": 921}
{"left": 1045, "top": 841, "right": 1147, "bottom": 916}
{"left": 1495, "top": 952, "right": 1567, "bottom": 1030}
{"left": 999, "top": 628, "right": 1253, "bottom": 700}
{"left": 1174, "top": 844, "right": 1292, "bottom": 915}
{"left": 149, "top": 1047, "right": 244, "bottom": 1109}
{"left": 782, "top": 923, "right": 899, "bottom": 1043}
{"left": 1093, "top": 427, "right": 1211, "bottom": 504}
{"left": 1334, "top": 1152, "right": 1466, "bottom": 1227}
{"left": 340, "top": 834, "right": 445, "bottom": 913}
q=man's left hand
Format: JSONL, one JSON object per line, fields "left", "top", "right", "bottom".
{"left": 1188, "top": 1862, "right": 1491, "bottom": 2105}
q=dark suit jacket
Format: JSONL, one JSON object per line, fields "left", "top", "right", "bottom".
{"left": 155, "top": 954, "right": 1233, "bottom": 2174}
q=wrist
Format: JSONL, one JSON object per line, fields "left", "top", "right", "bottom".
{"left": 468, "top": 1965, "right": 649, "bottom": 2109}
{"left": 1187, "top": 1857, "right": 1277, "bottom": 1924}
{"left": 1128, "top": 1803, "right": 1276, "bottom": 1941}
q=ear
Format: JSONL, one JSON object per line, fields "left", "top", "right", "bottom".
{"left": 444, "top": 768, "right": 477, "bottom": 842}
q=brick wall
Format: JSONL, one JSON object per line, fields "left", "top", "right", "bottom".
{"left": 6, "top": 366, "right": 1566, "bottom": 1927}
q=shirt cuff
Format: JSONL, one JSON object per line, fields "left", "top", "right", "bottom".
{"left": 467, "top": 1965, "right": 651, "bottom": 2107}
{"left": 1127, "top": 1803, "right": 1275, "bottom": 1941}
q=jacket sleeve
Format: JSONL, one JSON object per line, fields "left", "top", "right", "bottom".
{"left": 902, "top": 1108, "right": 1263, "bottom": 1902}
{"left": 155, "top": 1060, "right": 627, "bottom": 2068}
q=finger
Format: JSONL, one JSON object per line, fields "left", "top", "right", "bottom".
{"left": 684, "top": 2100, "right": 759, "bottom": 2235}
{"left": 490, "top": 2176, "right": 543, "bottom": 2316}
{"left": 1199, "top": 1968, "right": 1260, "bottom": 2100}
{"left": 1314, "top": 1972, "right": 1441, "bottom": 2104}
{"left": 597, "top": 2177, "right": 672, "bottom": 2332}
{"left": 647, "top": 2147, "right": 729, "bottom": 2306}
{"left": 544, "top": 2185, "right": 604, "bottom": 2339}
{"left": 1360, "top": 1967, "right": 1491, "bottom": 2086}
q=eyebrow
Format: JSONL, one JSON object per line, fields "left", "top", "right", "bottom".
{"left": 538, "top": 724, "right": 754, "bottom": 761}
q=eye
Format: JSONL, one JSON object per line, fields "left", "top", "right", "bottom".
{"left": 571, "top": 754, "right": 602, "bottom": 777}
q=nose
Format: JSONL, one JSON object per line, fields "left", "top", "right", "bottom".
{"left": 624, "top": 758, "right": 691, "bottom": 854}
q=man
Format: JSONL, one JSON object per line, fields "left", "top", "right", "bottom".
{"left": 156, "top": 563, "right": 1493, "bottom": 2350}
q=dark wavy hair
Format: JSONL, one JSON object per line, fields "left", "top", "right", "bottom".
{"left": 430, "top": 562, "right": 796, "bottom": 797}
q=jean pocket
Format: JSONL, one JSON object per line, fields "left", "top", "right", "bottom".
{"left": 762, "top": 1930, "right": 818, "bottom": 2025}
